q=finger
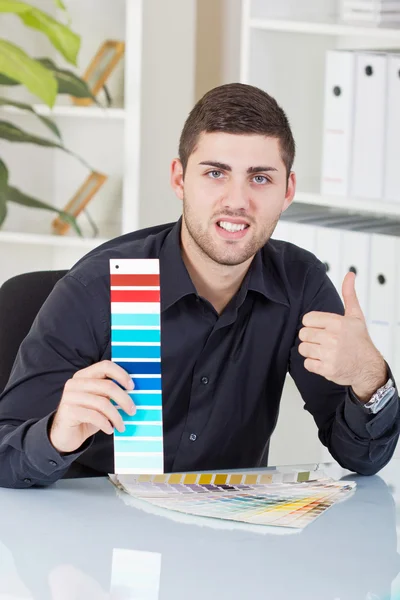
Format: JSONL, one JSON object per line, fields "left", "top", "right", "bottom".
{"left": 66, "top": 393, "right": 126, "bottom": 432}
{"left": 342, "top": 271, "right": 364, "bottom": 319}
{"left": 303, "top": 358, "right": 322, "bottom": 375}
{"left": 298, "top": 342, "right": 322, "bottom": 360}
{"left": 73, "top": 360, "right": 133, "bottom": 391}
{"left": 71, "top": 406, "right": 115, "bottom": 435}
{"left": 69, "top": 378, "right": 136, "bottom": 415}
{"left": 298, "top": 327, "right": 330, "bottom": 345}
{"left": 302, "top": 311, "right": 341, "bottom": 329}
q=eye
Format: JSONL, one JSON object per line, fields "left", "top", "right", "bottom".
{"left": 252, "top": 175, "right": 268, "bottom": 184}
{"left": 207, "top": 170, "right": 223, "bottom": 179}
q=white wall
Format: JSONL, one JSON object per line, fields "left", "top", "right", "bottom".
{"left": 138, "top": 0, "right": 197, "bottom": 229}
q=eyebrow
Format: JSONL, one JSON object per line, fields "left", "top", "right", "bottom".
{"left": 198, "top": 161, "right": 278, "bottom": 174}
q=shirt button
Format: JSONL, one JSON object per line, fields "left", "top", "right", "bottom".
{"left": 23, "top": 478, "right": 32, "bottom": 484}
{"left": 189, "top": 433, "right": 197, "bottom": 442}
{"left": 201, "top": 376, "right": 209, "bottom": 385}
{"left": 49, "top": 460, "right": 57, "bottom": 467}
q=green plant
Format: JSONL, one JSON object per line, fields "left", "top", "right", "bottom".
{"left": 0, "top": 0, "right": 102, "bottom": 236}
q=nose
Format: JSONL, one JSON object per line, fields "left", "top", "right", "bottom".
{"left": 221, "top": 179, "right": 250, "bottom": 212}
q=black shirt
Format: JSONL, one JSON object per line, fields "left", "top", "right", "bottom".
{"left": 0, "top": 219, "right": 398, "bottom": 488}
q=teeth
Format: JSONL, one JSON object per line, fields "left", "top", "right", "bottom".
{"left": 219, "top": 221, "right": 247, "bottom": 232}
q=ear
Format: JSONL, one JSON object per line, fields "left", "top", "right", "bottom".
{"left": 170, "top": 158, "right": 184, "bottom": 201}
{"left": 282, "top": 171, "right": 296, "bottom": 213}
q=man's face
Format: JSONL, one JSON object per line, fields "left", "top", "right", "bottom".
{"left": 172, "top": 132, "right": 295, "bottom": 266}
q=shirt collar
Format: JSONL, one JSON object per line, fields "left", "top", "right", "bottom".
{"left": 247, "top": 245, "right": 290, "bottom": 308}
{"left": 159, "top": 218, "right": 289, "bottom": 311}
{"left": 159, "top": 218, "right": 197, "bottom": 312}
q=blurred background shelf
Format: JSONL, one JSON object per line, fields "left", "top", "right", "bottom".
{"left": 295, "top": 190, "right": 400, "bottom": 218}
{"left": 0, "top": 231, "right": 109, "bottom": 248}
{"left": 0, "top": 105, "right": 126, "bottom": 119}
{"left": 249, "top": 17, "right": 400, "bottom": 37}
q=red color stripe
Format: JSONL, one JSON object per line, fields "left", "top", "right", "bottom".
{"left": 111, "top": 290, "right": 160, "bottom": 303}
{"left": 110, "top": 274, "right": 160, "bottom": 287}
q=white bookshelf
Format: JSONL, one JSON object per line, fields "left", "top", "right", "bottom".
{"left": 0, "top": 0, "right": 142, "bottom": 285}
{"left": 240, "top": 0, "right": 400, "bottom": 217}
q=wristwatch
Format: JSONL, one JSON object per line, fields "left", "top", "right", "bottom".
{"left": 358, "top": 378, "right": 396, "bottom": 414}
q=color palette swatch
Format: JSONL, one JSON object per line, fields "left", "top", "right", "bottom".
{"left": 110, "top": 259, "right": 164, "bottom": 474}
{"left": 114, "top": 470, "right": 356, "bottom": 529}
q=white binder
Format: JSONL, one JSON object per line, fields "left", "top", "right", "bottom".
{"left": 350, "top": 52, "right": 387, "bottom": 200}
{"left": 285, "top": 223, "right": 317, "bottom": 255}
{"left": 384, "top": 53, "right": 400, "bottom": 203}
{"left": 321, "top": 50, "right": 356, "bottom": 197}
{"left": 315, "top": 227, "right": 342, "bottom": 293}
{"left": 271, "top": 220, "right": 290, "bottom": 242}
{"left": 367, "top": 234, "right": 397, "bottom": 364}
{"left": 340, "top": 230, "right": 370, "bottom": 319}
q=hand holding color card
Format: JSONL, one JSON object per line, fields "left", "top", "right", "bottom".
{"left": 110, "top": 259, "right": 164, "bottom": 474}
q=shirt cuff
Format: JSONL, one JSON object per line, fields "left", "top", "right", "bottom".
{"left": 344, "top": 386, "right": 399, "bottom": 440}
{"left": 23, "top": 413, "right": 93, "bottom": 477}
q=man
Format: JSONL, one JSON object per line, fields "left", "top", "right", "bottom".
{"left": 0, "top": 83, "right": 398, "bottom": 489}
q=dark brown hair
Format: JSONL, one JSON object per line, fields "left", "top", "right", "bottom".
{"left": 179, "top": 83, "right": 295, "bottom": 179}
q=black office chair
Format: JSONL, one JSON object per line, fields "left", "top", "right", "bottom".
{"left": 0, "top": 270, "right": 68, "bottom": 394}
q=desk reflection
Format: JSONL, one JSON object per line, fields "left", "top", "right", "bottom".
{"left": 0, "top": 473, "right": 398, "bottom": 600}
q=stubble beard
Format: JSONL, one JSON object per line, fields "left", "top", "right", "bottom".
{"left": 182, "top": 196, "right": 280, "bottom": 267}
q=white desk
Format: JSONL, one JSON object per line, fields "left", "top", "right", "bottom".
{"left": 0, "top": 459, "right": 400, "bottom": 599}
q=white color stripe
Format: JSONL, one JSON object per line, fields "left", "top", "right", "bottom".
{"left": 112, "top": 326, "right": 160, "bottom": 330}
{"left": 124, "top": 421, "right": 163, "bottom": 425}
{"left": 110, "top": 259, "right": 159, "bottom": 274}
{"left": 112, "top": 358, "right": 161, "bottom": 363}
{"left": 115, "top": 468, "right": 164, "bottom": 474}
{"left": 129, "top": 389, "right": 162, "bottom": 394}
{"left": 111, "top": 342, "right": 161, "bottom": 347}
{"left": 111, "top": 303, "right": 160, "bottom": 314}
{"left": 116, "top": 436, "right": 163, "bottom": 441}
{"left": 115, "top": 452, "right": 163, "bottom": 457}
{"left": 129, "top": 374, "right": 161, "bottom": 378}
{"left": 111, "top": 286, "right": 160, "bottom": 291}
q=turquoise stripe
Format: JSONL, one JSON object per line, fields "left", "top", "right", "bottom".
{"left": 111, "top": 314, "right": 160, "bottom": 327}
{"left": 111, "top": 329, "right": 161, "bottom": 343}
{"left": 112, "top": 345, "right": 161, "bottom": 359}
{"left": 119, "top": 408, "right": 162, "bottom": 422}
{"left": 115, "top": 424, "right": 163, "bottom": 437}
{"left": 115, "top": 454, "right": 164, "bottom": 470}
{"left": 114, "top": 439, "right": 163, "bottom": 453}
{"left": 129, "top": 392, "right": 162, "bottom": 407}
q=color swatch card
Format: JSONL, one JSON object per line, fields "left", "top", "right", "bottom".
{"left": 113, "top": 470, "right": 356, "bottom": 529}
{"left": 110, "top": 259, "right": 164, "bottom": 474}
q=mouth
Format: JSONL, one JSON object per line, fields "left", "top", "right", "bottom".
{"left": 215, "top": 219, "right": 250, "bottom": 240}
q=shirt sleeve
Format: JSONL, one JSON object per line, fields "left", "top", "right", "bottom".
{"left": 288, "top": 260, "right": 400, "bottom": 476}
{"left": 0, "top": 274, "right": 108, "bottom": 488}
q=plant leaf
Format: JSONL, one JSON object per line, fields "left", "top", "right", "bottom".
{"left": 0, "top": 1, "right": 80, "bottom": 66}
{"left": 0, "top": 73, "right": 18, "bottom": 85}
{"left": 6, "top": 185, "right": 83, "bottom": 236}
{"left": 37, "top": 58, "right": 100, "bottom": 104}
{"left": 0, "top": 120, "right": 93, "bottom": 170}
{"left": 0, "top": 40, "right": 57, "bottom": 106}
{"left": 0, "top": 191, "right": 7, "bottom": 226}
{"left": 0, "top": 97, "right": 62, "bottom": 141}
{"left": 54, "top": 0, "right": 67, "bottom": 10}
{"left": 0, "top": 157, "right": 8, "bottom": 190}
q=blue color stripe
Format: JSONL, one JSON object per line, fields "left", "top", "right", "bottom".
{"left": 111, "top": 329, "right": 161, "bottom": 343}
{"left": 117, "top": 361, "right": 161, "bottom": 375}
{"left": 133, "top": 378, "right": 162, "bottom": 391}
{"left": 115, "top": 454, "right": 164, "bottom": 470}
{"left": 114, "top": 439, "right": 163, "bottom": 453}
{"left": 115, "top": 424, "right": 163, "bottom": 437}
{"left": 111, "top": 314, "right": 160, "bottom": 327}
{"left": 112, "top": 345, "right": 161, "bottom": 359}
{"left": 120, "top": 408, "right": 162, "bottom": 422}
{"left": 129, "top": 392, "right": 162, "bottom": 406}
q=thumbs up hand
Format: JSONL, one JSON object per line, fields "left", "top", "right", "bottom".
{"left": 298, "top": 271, "right": 387, "bottom": 402}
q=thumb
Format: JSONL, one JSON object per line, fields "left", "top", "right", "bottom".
{"left": 342, "top": 271, "right": 364, "bottom": 319}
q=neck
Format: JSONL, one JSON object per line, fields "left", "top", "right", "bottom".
{"left": 181, "top": 221, "right": 253, "bottom": 314}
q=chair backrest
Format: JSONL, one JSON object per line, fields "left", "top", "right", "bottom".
{"left": 0, "top": 270, "right": 68, "bottom": 394}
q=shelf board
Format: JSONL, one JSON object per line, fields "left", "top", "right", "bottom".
{"left": 0, "top": 231, "right": 109, "bottom": 248}
{"left": 295, "top": 190, "right": 400, "bottom": 217}
{"left": 250, "top": 17, "right": 400, "bottom": 38}
{"left": 1, "top": 104, "right": 126, "bottom": 119}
